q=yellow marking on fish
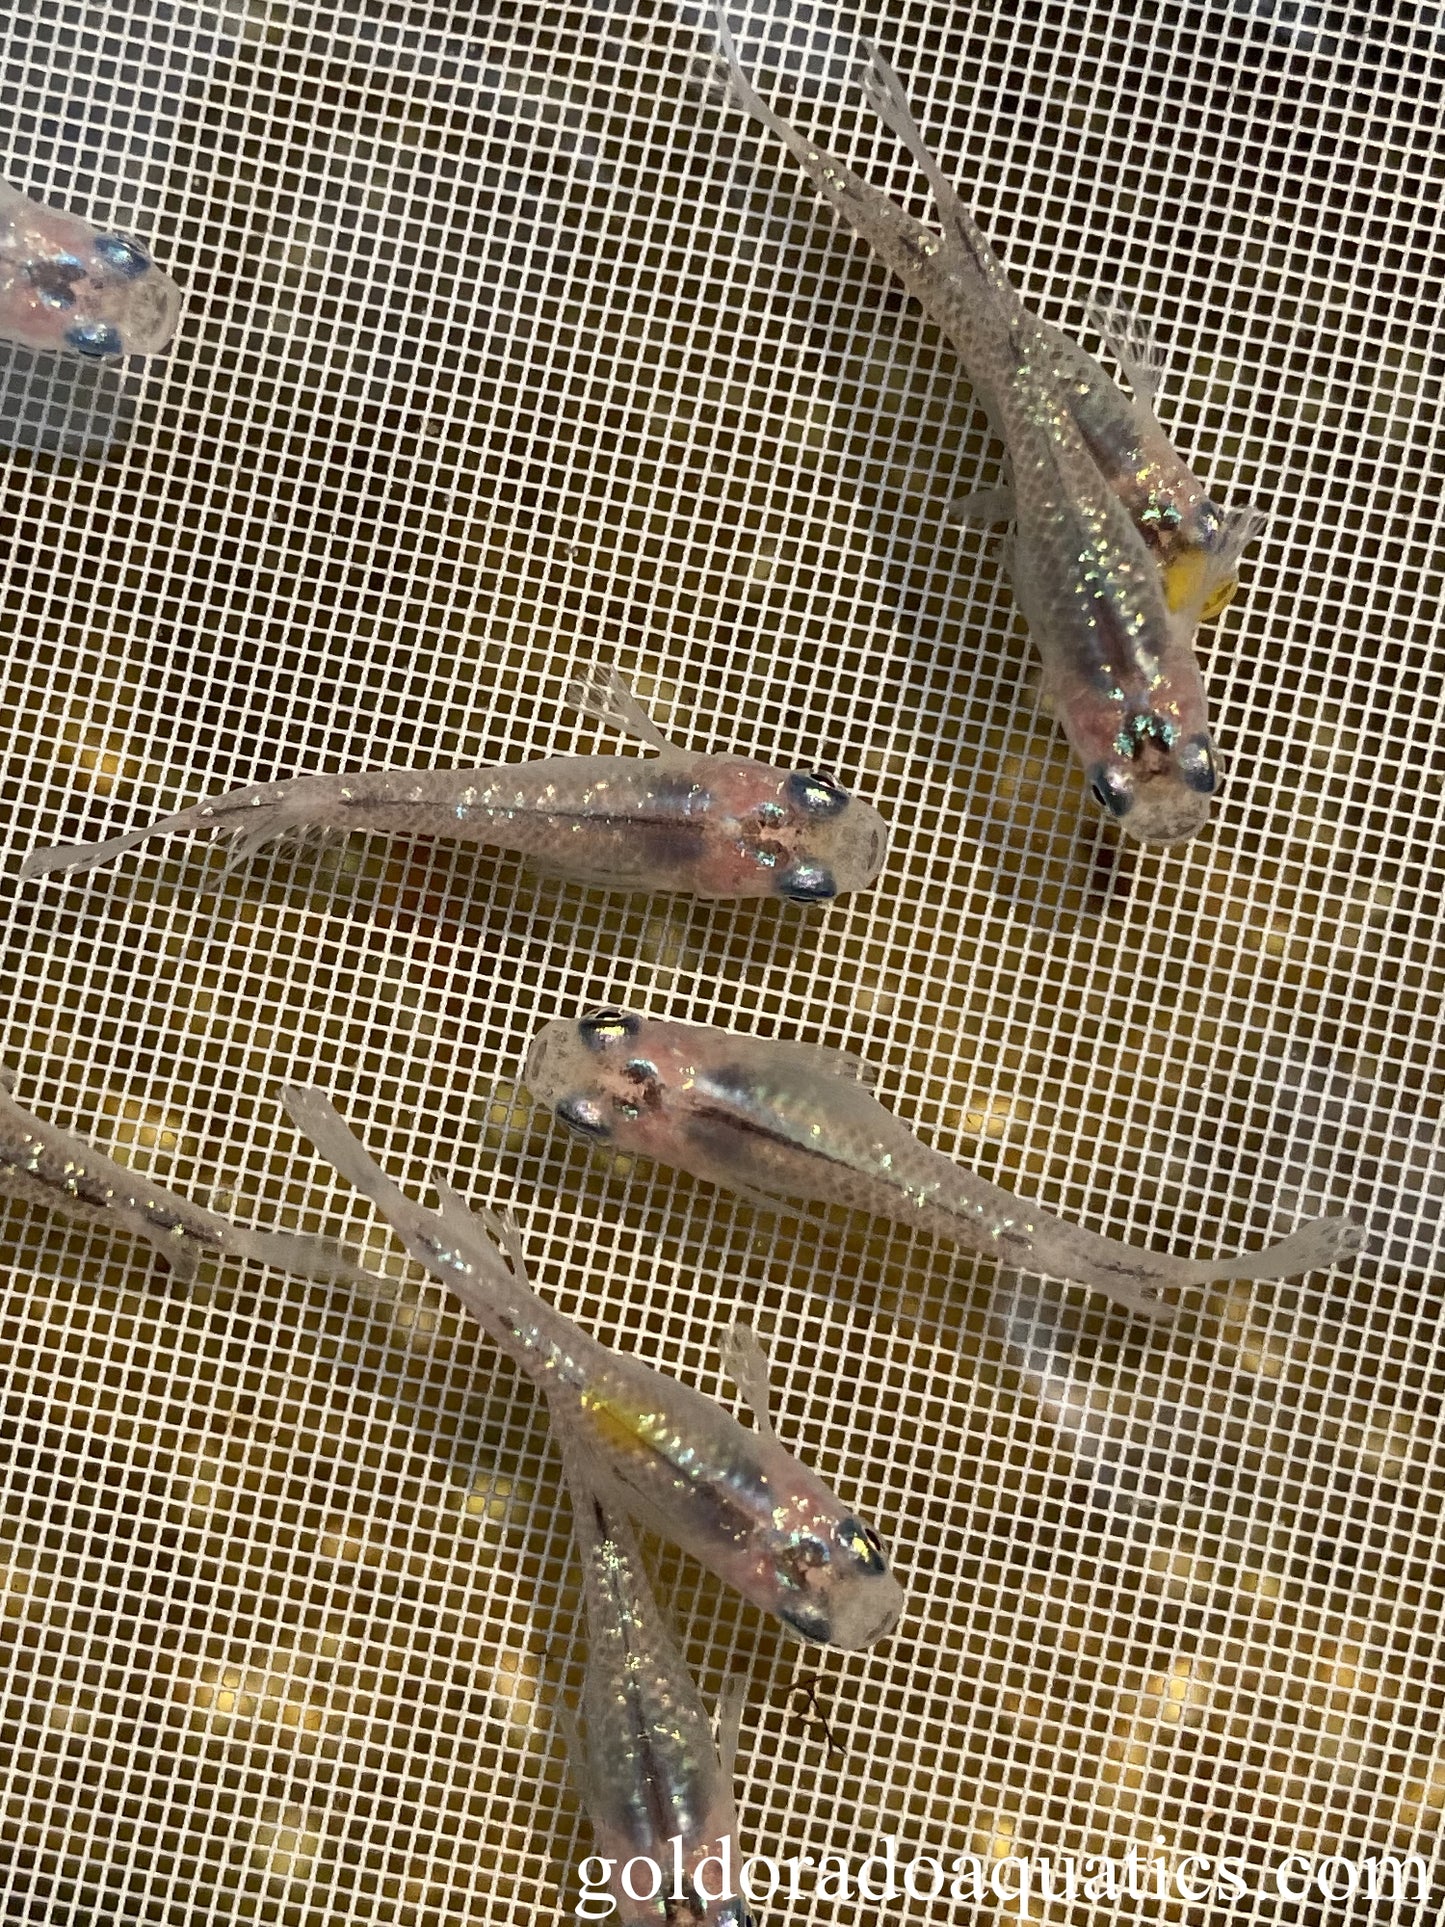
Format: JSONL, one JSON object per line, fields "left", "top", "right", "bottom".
{"left": 1162, "top": 547, "right": 1208, "bottom": 613}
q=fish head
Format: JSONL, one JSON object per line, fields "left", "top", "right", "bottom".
{"left": 1067, "top": 648, "right": 1220, "bottom": 847}
{"left": 1084, "top": 731, "right": 1218, "bottom": 845}
{"left": 525, "top": 1008, "right": 684, "bottom": 1151}
{"left": 683, "top": 760, "right": 888, "bottom": 902}
{"left": 773, "top": 768, "right": 889, "bottom": 902}
{"left": 773, "top": 1508, "right": 904, "bottom": 1651}
{"left": 9, "top": 202, "right": 183, "bottom": 358}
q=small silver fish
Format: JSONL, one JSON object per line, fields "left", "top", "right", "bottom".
{"left": 523, "top": 1010, "right": 1365, "bottom": 1321}
{"left": 0, "top": 1072, "right": 373, "bottom": 1288}
{"left": 22, "top": 665, "right": 888, "bottom": 907}
{"left": 555, "top": 1433, "right": 754, "bottom": 1927}
{"left": 714, "top": 14, "right": 1260, "bottom": 843}
{"left": 281, "top": 1087, "right": 904, "bottom": 1648}
{"left": 0, "top": 177, "right": 181, "bottom": 358}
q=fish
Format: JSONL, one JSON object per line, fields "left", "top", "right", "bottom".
{"left": 281, "top": 1086, "right": 905, "bottom": 1649}
{"left": 21, "top": 664, "right": 889, "bottom": 907}
{"left": 522, "top": 1009, "right": 1366, "bottom": 1321}
{"left": 555, "top": 1434, "right": 754, "bottom": 1927}
{"left": 0, "top": 177, "right": 181, "bottom": 358}
{"left": 713, "top": 13, "right": 1261, "bottom": 843}
{"left": 0, "top": 1071, "right": 376, "bottom": 1289}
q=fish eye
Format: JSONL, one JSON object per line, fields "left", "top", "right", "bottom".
{"left": 839, "top": 1515, "right": 888, "bottom": 1573}
{"left": 93, "top": 232, "right": 151, "bottom": 278}
{"left": 1087, "top": 764, "right": 1135, "bottom": 819}
{"left": 777, "top": 1598, "right": 831, "bottom": 1643}
{"left": 65, "top": 320, "right": 125, "bottom": 358}
{"left": 787, "top": 768, "right": 850, "bottom": 816}
{"left": 1176, "top": 732, "right": 1218, "bottom": 794}
{"left": 555, "top": 1094, "right": 612, "bottom": 1140}
{"left": 578, "top": 1008, "right": 640, "bottom": 1049}
{"left": 776, "top": 859, "right": 836, "bottom": 903}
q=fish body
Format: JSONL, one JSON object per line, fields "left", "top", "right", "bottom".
{"left": 559, "top": 1436, "right": 752, "bottom": 1927}
{"left": 22, "top": 666, "right": 887, "bottom": 906}
{"left": 0, "top": 178, "right": 181, "bottom": 358}
{"left": 714, "top": 15, "right": 1260, "bottom": 842}
{"left": 524, "top": 1010, "right": 1364, "bottom": 1321}
{"left": 281, "top": 1088, "right": 903, "bottom": 1649}
{"left": 0, "top": 1075, "right": 374, "bottom": 1288}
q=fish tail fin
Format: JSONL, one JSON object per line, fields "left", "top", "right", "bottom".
{"left": 20, "top": 779, "right": 320, "bottom": 888}
{"left": 1184, "top": 1213, "right": 1366, "bottom": 1286}
{"left": 855, "top": 42, "right": 968, "bottom": 236}
{"left": 711, "top": 11, "right": 888, "bottom": 222}
{"left": 280, "top": 1087, "right": 537, "bottom": 1337}
{"left": 1043, "top": 1212, "right": 1364, "bottom": 1321}
{"left": 20, "top": 806, "right": 205, "bottom": 882}
{"left": 215, "top": 1219, "right": 390, "bottom": 1298}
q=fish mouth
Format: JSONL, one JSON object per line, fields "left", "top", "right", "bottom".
{"left": 1121, "top": 775, "right": 1214, "bottom": 846}
{"left": 522, "top": 1029, "right": 551, "bottom": 1088}
{"left": 825, "top": 1574, "right": 905, "bottom": 1650}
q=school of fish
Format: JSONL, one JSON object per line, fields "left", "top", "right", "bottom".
{"left": 1, "top": 11, "right": 1370, "bottom": 1915}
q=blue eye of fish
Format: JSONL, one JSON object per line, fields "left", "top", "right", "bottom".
{"left": 787, "top": 768, "right": 850, "bottom": 816}
{"left": 93, "top": 232, "right": 151, "bottom": 277}
{"left": 1088, "top": 765, "right": 1135, "bottom": 818}
{"left": 776, "top": 859, "right": 836, "bottom": 903}
{"left": 555, "top": 1094, "right": 611, "bottom": 1140}
{"left": 838, "top": 1515, "right": 888, "bottom": 1574}
{"left": 578, "top": 1008, "right": 640, "bottom": 1049}
{"left": 776, "top": 1598, "right": 831, "bottom": 1643}
{"left": 1177, "top": 732, "right": 1218, "bottom": 794}
{"left": 65, "top": 320, "right": 125, "bottom": 358}
{"left": 756, "top": 799, "right": 786, "bottom": 826}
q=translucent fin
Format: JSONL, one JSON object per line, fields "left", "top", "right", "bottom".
{"left": 476, "top": 1202, "right": 532, "bottom": 1279}
{"left": 214, "top": 820, "right": 288, "bottom": 888}
{"left": 431, "top": 1173, "right": 487, "bottom": 1245}
{"left": 804, "top": 1047, "right": 878, "bottom": 1088}
{"left": 0, "top": 1066, "right": 15, "bottom": 1094}
{"left": 1053, "top": 1212, "right": 1365, "bottom": 1322}
{"left": 946, "top": 484, "right": 1015, "bottom": 527}
{"left": 1085, "top": 292, "right": 1167, "bottom": 404}
{"left": 715, "top": 1672, "right": 748, "bottom": 1781}
{"left": 856, "top": 43, "right": 971, "bottom": 248}
{"left": 1200, "top": 1213, "right": 1366, "bottom": 1283}
{"left": 1200, "top": 504, "right": 1266, "bottom": 618}
{"left": 220, "top": 1222, "right": 387, "bottom": 1299}
{"left": 162, "top": 1241, "right": 201, "bottom": 1283}
{"left": 566, "top": 662, "right": 676, "bottom": 755}
{"left": 719, "top": 1323, "right": 777, "bottom": 1440}
{"left": 280, "top": 1087, "right": 399, "bottom": 1209}
{"left": 547, "top": 1681, "right": 587, "bottom": 1791}
{"left": 20, "top": 807, "right": 204, "bottom": 882}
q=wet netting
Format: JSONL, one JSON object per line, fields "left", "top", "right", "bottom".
{"left": 2, "top": 0, "right": 1442, "bottom": 1921}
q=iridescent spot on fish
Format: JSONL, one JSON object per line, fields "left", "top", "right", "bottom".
{"left": 1176, "top": 732, "right": 1219, "bottom": 794}
{"left": 1112, "top": 713, "right": 1178, "bottom": 760}
{"left": 578, "top": 1008, "right": 640, "bottom": 1050}
{"left": 839, "top": 1515, "right": 888, "bottom": 1575}
{"left": 1089, "top": 765, "right": 1135, "bottom": 818}
{"left": 777, "top": 858, "right": 836, "bottom": 902}
{"left": 65, "top": 319, "right": 125, "bottom": 358}
{"left": 555, "top": 1094, "right": 613, "bottom": 1140}
{"left": 92, "top": 231, "right": 152, "bottom": 277}
{"left": 787, "top": 769, "right": 850, "bottom": 817}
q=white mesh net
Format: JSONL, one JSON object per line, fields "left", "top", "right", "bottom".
{"left": 2, "top": 0, "right": 1442, "bottom": 1920}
